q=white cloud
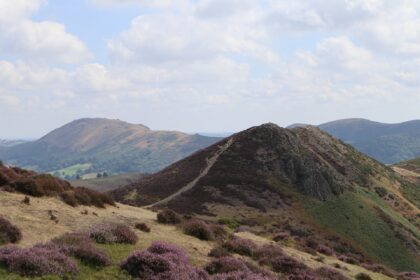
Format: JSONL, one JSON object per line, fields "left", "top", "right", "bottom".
{"left": 0, "top": 0, "right": 91, "bottom": 64}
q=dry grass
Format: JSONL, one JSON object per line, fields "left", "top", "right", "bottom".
{"left": 235, "top": 231, "right": 394, "bottom": 280}
{"left": 0, "top": 191, "right": 213, "bottom": 266}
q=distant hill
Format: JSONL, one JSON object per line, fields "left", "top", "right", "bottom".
{"left": 0, "top": 118, "right": 221, "bottom": 178}
{"left": 112, "top": 123, "right": 420, "bottom": 272}
{"left": 71, "top": 172, "right": 145, "bottom": 193}
{"left": 0, "top": 140, "right": 28, "bottom": 147}
{"left": 288, "top": 118, "right": 420, "bottom": 164}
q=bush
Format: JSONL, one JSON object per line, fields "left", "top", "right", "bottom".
{"left": 361, "top": 263, "right": 395, "bottom": 277}
{"left": 253, "top": 244, "right": 284, "bottom": 265}
{"left": 120, "top": 241, "right": 208, "bottom": 280}
{"left": 338, "top": 254, "right": 360, "bottom": 265}
{"left": 157, "top": 209, "right": 182, "bottom": 224}
{"left": 0, "top": 217, "right": 22, "bottom": 244}
{"left": 0, "top": 245, "right": 78, "bottom": 277}
{"left": 315, "top": 267, "right": 350, "bottom": 280}
{"left": 223, "top": 236, "right": 257, "bottom": 257}
{"left": 317, "top": 245, "right": 335, "bottom": 256}
{"left": 205, "top": 257, "right": 248, "bottom": 275}
{"left": 212, "top": 270, "right": 277, "bottom": 280}
{"left": 21, "top": 196, "right": 30, "bottom": 205}
{"left": 90, "top": 223, "right": 138, "bottom": 244}
{"left": 49, "top": 232, "right": 111, "bottom": 267}
{"left": 270, "top": 255, "right": 308, "bottom": 274}
{"left": 398, "top": 271, "right": 420, "bottom": 280}
{"left": 273, "top": 232, "right": 290, "bottom": 241}
{"left": 135, "top": 222, "right": 151, "bottom": 233}
{"left": 355, "top": 273, "right": 373, "bottom": 280}
{"left": 208, "top": 246, "right": 231, "bottom": 258}
{"left": 183, "top": 219, "right": 215, "bottom": 241}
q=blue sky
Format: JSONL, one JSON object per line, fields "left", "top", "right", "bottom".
{"left": 1, "top": 0, "right": 420, "bottom": 138}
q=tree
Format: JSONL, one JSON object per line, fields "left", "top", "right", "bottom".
{"left": 96, "top": 173, "right": 102, "bottom": 178}
{"left": 102, "top": 172, "right": 108, "bottom": 177}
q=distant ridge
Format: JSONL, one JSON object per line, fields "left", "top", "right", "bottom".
{"left": 287, "top": 118, "right": 420, "bottom": 164}
{"left": 0, "top": 118, "right": 221, "bottom": 177}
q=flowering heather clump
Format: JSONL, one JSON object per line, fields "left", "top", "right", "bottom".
{"left": 208, "top": 246, "right": 231, "bottom": 258}
{"left": 315, "top": 266, "right": 350, "bottom": 280}
{"left": 398, "top": 271, "right": 420, "bottom": 280}
{"left": 361, "top": 263, "right": 395, "bottom": 278}
{"left": 286, "top": 269, "right": 317, "bottom": 280}
{"left": 156, "top": 209, "right": 182, "bottom": 224}
{"left": 0, "top": 217, "right": 22, "bottom": 244}
{"left": 49, "top": 232, "right": 111, "bottom": 267}
{"left": 205, "top": 257, "right": 249, "bottom": 275}
{"left": 0, "top": 246, "right": 78, "bottom": 277}
{"left": 253, "top": 244, "right": 284, "bottom": 265}
{"left": 317, "top": 245, "right": 335, "bottom": 256}
{"left": 90, "top": 223, "right": 138, "bottom": 244}
{"left": 212, "top": 271, "right": 278, "bottom": 280}
{"left": 273, "top": 232, "right": 290, "bottom": 242}
{"left": 222, "top": 236, "right": 257, "bottom": 257}
{"left": 270, "top": 255, "right": 308, "bottom": 274}
{"left": 183, "top": 219, "right": 215, "bottom": 241}
{"left": 120, "top": 241, "right": 208, "bottom": 280}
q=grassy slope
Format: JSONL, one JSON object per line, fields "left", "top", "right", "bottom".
{"left": 0, "top": 191, "right": 393, "bottom": 280}
{"left": 49, "top": 163, "right": 92, "bottom": 177}
{"left": 304, "top": 191, "right": 419, "bottom": 271}
{"left": 71, "top": 173, "right": 145, "bottom": 192}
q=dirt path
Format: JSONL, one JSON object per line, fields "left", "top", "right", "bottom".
{"left": 150, "top": 138, "right": 234, "bottom": 207}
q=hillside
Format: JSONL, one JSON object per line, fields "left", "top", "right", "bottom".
{"left": 0, "top": 140, "right": 28, "bottom": 147}
{"left": 71, "top": 172, "right": 145, "bottom": 192}
{"left": 112, "top": 123, "right": 420, "bottom": 272}
{"left": 0, "top": 118, "right": 221, "bottom": 177}
{"left": 0, "top": 190, "right": 404, "bottom": 280}
{"left": 317, "top": 118, "right": 420, "bottom": 164}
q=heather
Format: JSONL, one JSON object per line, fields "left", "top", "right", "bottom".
{"left": 49, "top": 232, "right": 111, "bottom": 267}
{"left": 156, "top": 209, "right": 182, "bottom": 224}
{"left": 90, "top": 223, "right": 138, "bottom": 244}
{"left": 0, "top": 217, "right": 22, "bottom": 245}
{"left": 183, "top": 219, "right": 215, "bottom": 241}
{"left": 120, "top": 241, "right": 209, "bottom": 280}
{"left": 222, "top": 236, "right": 257, "bottom": 257}
{"left": 0, "top": 245, "right": 78, "bottom": 277}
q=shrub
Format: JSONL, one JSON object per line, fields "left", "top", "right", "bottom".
{"left": 0, "top": 217, "right": 22, "bottom": 244}
{"left": 205, "top": 257, "right": 249, "bottom": 275}
{"left": 317, "top": 245, "right": 335, "bottom": 256}
{"left": 157, "top": 209, "right": 182, "bottom": 224}
{"left": 135, "top": 222, "right": 151, "bottom": 233}
{"left": 270, "top": 255, "right": 308, "bottom": 274}
{"left": 338, "top": 254, "right": 360, "bottom": 265}
{"left": 253, "top": 244, "right": 284, "bottom": 265}
{"left": 21, "top": 196, "right": 30, "bottom": 205}
{"left": 218, "top": 218, "right": 240, "bottom": 229}
{"left": 183, "top": 219, "right": 215, "bottom": 241}
{"left": 210, "top": 224, "right": 228, "bottom": 240}
{"left": 49, "top": 232, "right": 111, "bottom": 267}
{"left": 212, "top": 270, "right": 277, "bottom": 280}
{"left": 287, "top": 269, "right": 317, "bottom": 280}
{"left": 12, "top": 179, "right": 43, "bottom": 197}
{"left": 120, "top": 241, "right": 207, "bottom": 280}
{"left": 90, "top": 223, "right": 138, "bottom": 244}
{"left": 315, "top": 267, "right": 350, "bottom": 280}
{"left": 60, "top": 191, "right": 78, "bottom": 207}
{"left": 73, "top": 246, "right": 111, "bottom": 267}
{"left": 355, "top": 273, "right": 373, "bottom": 280}
{"left": 398, "top": 271, "right": 420, "bottom": 280}
{"left": 208, "top": 246, "right": 231, "bottom": 258}
{"left": 0, "top": 246, "right": 78, "bottom": 277}
{"left": 223, "top": 236, "right": 257, "bottom": 257}
{"left": 273, "top": 232, "right": 290, "bottom": 241}
{"left": 361, "top": 263, "right": 395, "bottom": 278}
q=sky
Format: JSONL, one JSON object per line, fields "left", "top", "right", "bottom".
{"left": 1, "top": 0, "right": 420, "bottom": 138}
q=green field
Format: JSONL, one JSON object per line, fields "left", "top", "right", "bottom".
{"left": 49, "top": 163, "right": 92, "bottom": 178}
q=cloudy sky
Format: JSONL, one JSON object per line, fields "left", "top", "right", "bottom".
{"left": 1, "top": 0, "right": 420, "bottom": 138}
